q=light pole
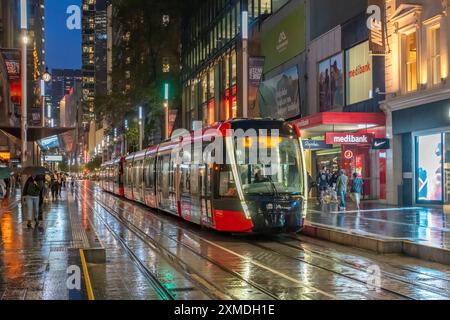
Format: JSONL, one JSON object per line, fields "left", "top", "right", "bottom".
{"left": 138, "top": 106, "right": 143, "bottom": 150}
{"left": 41, "top": 68, "right": 51, "bottom": 127}
{"left": 20, "top": 0, "right": 28, "bottom": 165}
{"left": 164, "top": 83, "right": 169, "bottom": 139}
{"left": 242, "top": 11, "right": 249, "bottom": 119}
{"left": 124, "top": 119, "right": 128, "bottom": 155}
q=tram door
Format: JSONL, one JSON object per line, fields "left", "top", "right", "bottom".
{"left": 199, "top": 164, "right": 213, "bottom": 226}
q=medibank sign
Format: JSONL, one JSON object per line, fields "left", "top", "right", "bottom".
{"left": 326, "top": 133, "right": 373, "bottom": 145}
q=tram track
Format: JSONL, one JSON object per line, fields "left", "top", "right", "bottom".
{"left": 283, "top": 233, "right": 450, "bottom": 286}
{"left": 79, "top": 186, "right": 282, "bottom": 300}
{"left": 85, "top": 182, "right": 450, "bottom": 300}
{"left": 87, "top": 186, "right": 338, "bottom": 299}
{"left": 74, "top": 188, "right": 222, "bottom": 300}
{"left": 87, "top": 184, "right": 388, "bottom": 299}
{"left": 247, "top": 238, "right": 450, "bottom": 300}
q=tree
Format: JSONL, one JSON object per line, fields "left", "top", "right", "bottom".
{"left": 94, "top": 0, "right": 182, "bottom": 145}
{"left": 84, "top": 155, "right": 102, "bottom": 172}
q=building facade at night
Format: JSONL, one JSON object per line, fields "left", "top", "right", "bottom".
{"left": 381, "top": 0, "right": 450, "bottom": 208}
{"left": 181, "top": 0, "right": 389, "bottom": 201}
{"left": 49, "top": 69, "right": 82, "bottom": 127}
{"left": 181, "top": 0, "right": 281, "bottom": 130}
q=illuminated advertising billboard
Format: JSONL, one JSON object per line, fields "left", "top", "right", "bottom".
{"left": 345, "top": 41, "right": 373, "bottom": 105}
{"left": 258, "top": 66, "right": 300, "bottom": 120}
{"left": 416, "top": 133, "right": 443, "bottom": 202}
{"left": 318, "top": 53, "right": 344, "bottom": 112}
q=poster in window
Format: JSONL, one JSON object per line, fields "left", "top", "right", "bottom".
{"left": 417, "top": 134, "right": 442, "bottom": 202}
{"left": 258, "top": 66, "right": 300, "bottom": 120}
{"left": 318, "top": 53, "right": 344, "bottom": 111}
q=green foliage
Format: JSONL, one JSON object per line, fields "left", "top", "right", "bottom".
{"left": 84, "top": 155, "right": 103, "bottom": 172}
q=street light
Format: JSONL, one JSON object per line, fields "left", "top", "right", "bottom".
{"left": 164, "top": 83, "right": 169, "bottom": 139}
{"left": 242, "top": 11, "right": 249, "bottom": 119}
{"left": 138, "top": 106, "right": 143, "bottom": 150}
{"left": 20, "top": 0, "right": 28, "bottom": 165}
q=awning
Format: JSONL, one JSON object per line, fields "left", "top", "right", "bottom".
{"left": 293, "top": 112, "right": 386, "bottom": 134}
{"left": 0, "top": 126, "right": 75, "bottom": 142}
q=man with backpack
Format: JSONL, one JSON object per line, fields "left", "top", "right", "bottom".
{"left": 316, "top": 167, "right": 330, "bottom": 204}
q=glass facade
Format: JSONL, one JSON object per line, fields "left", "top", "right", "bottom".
{"left": 182, "top": 0, "right": 273, "bottom": 129}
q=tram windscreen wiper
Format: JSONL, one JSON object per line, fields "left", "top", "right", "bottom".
{"left": 266, "top": 175, "right": 279, "bottom": 197}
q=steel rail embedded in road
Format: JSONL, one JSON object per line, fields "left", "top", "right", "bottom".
{"left": 89, "top": 185, "right": 342, "bottom": 300}
{"left": 74, "top": 189, "right": 176, "bottom": 300}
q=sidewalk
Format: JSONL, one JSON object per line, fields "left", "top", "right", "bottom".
{"left": 0, "top": 189, "right": 91, "bottom": 300}
{"left": 304, "top": 200, "right": 450, "bottom": 264}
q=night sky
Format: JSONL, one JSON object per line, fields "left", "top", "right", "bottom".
{"left": 45, "top": 0, "right": 82, "bottom": 70}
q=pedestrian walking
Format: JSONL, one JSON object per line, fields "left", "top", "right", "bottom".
{"left": 329, "top": 170, "right": 339, "bottom": 203}
{"left": 57, "top": 174, "right": 62, "bottom": 198}
{"left": 22, "top": 175, "right": 43, "bottom": 228}
{"left": 50, "top": 178, "right": 58, "bottom": 201}
{"left": 316, "top": 167, "right": 330, "bottom": 204}
{"left": 36, "top": 175, "right": 45, "bottom": 221}
{"left": 336, "top": 169, "right": 348, "bottom": 211}
{"left": 350, "top": 172, "right": 364, "bottom": 210}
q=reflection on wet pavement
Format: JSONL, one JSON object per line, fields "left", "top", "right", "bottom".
{"left": 0, "top": 191, "right": 86, "bottom": 300}
{"left": 2, "top": 181, "right": 450, "bottom": 300}
{"left": 306, "top": 202, "right": 450, "bottom": 249}
{"left": 84, "top": 181, "right": 450, "bottom": 300}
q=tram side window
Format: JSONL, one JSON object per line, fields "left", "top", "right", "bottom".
{"left": 144, "top": 157, "right": 154, "bottom": 190}
{"left": 218, "top": 165, "right": 237, "bottom": 197}
{"left": 180, "top": 165, "right": 190, "bottom": 194}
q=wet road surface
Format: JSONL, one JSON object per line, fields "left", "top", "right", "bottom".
{"left": 306, "top": 201, "right": 450, "bottom": 249}
{"left": 76, "top": 181, "right": 450, "bottom": 300}
{"left": 0, "top": 191, "right": 88, "bottom": 300}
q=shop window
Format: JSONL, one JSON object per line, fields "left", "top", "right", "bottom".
{"left": 261, "top": 0, "right": 271, "bottom": 15}
{"left": 416, "top": 133, "right": 443, "bottom": 203}
{"left": 231, "top": 6, "right": 236, "bottom": 38}
{"left": 209, "top": 68, "right": 215, "bottom": 98}
{"left": 224, "top": 55, "right": 230, "bottom": 89}
{"left": 236, "top": 2, "right": 241, "bottom": 33}
{"left": 405, "top": 32, "right": 417, "bottom": 92}
{"left": 430, "top": 26, "right": 441, "bottom": 86}
{"left": 201, "top": 74, "right": 207, "bottom": 103}
{"left": 231, "top": 85, "right": 237, "bottom": 118}
{"left": 208, "top": 99, "right": 215, "bottom": 125}
{"left": 231, "top": 51, "right": 237, "bottom": 85}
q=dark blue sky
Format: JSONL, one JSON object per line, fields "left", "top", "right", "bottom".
{"left": 45, "top": 0, "right": 81, "bottom": 70}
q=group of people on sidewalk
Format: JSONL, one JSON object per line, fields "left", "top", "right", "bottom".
{"left": 21, "top": 173, "right": 73, "bottom": 229}
{"left": 308, "top": 167, "right": 364, "bottom": 211}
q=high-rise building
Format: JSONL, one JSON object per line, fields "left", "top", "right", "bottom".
{"left": 95, "top": 0, "right": 108, "bottom": 97}
{"left": 49, "top": 69, "right": 82, "bottom": 127}
{"left": 82, "top": 0, "right": 96, "bottom": 123}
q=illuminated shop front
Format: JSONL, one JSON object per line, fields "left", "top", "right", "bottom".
{"left": 296, "top": 112, "right": 387, "bottom": 200}
{"left": 392, "top": 99, "right": 450, "bottom": 206}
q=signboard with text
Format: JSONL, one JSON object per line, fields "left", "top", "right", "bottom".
{"left": 325, "top": 133, "right": 373, "bottom": 145}
{"left": 44, "top": 155, "right": 63, "bottom": 162}
{"left": 302, "top": 140, "right": 332, "bottom": 150}
{"left": 0, "top": 49, "right": 22, "bottom": 104}
{"left": 345, "top": 41, "right": 373, "bottom": 105}
{"left": 258, "top": 66, "right": 300, "bottom": 120}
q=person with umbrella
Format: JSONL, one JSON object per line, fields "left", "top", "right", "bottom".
{"left": 22, "top": 175, "right": 44, "bottom": 228}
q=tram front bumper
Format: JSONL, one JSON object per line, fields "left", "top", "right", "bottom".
{"left": 248, "top": 198, "right": 304, "bottom": 233}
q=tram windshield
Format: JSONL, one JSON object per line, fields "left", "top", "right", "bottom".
{"left": 233, "top": 135, "right": 304, "bottom": 196}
